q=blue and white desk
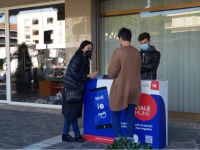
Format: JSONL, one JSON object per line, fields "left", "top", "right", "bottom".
{"left": 83, "top": 79, "right": 168, "bottom": 149}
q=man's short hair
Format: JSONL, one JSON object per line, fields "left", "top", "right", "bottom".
{"left": 138, "top": 32, "right": 150, "bottom": 41}
{"left": 118, "top": 27, "right": 132, "bottom": 42}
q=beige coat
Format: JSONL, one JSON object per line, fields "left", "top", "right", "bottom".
{"left": 108, "top": 45, "right": 141, "bottom": 111}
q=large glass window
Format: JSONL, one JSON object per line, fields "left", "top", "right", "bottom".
{"left": 9, "top": 4, "right": 66, "bottom": 105}
{"left": 0, "top": 13, "right": 7, "bottom": 101}
{"left": 100, "top": 7, "right": 200, "bottom": 112}
{"left": 101, "top": 0, "right": 200, "bottom": 12}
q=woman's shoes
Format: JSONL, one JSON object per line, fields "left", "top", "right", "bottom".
{"left": 75, "top": 135, "right": 84, "bottom": 143}
{"left": 62, "top": 134, "right": 84, "bottom": 143}
{"left": 62, "top": 134, "right": 75, "bottom": 142}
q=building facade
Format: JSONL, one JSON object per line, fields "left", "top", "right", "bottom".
{"left": 17, "top": 8, "right": 65, "bottom": 50}
{"left": 0, "top": 0, "right": 200, "bottom": 114}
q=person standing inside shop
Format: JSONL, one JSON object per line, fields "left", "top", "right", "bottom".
{"left": 108, "top": 27, "right": 141, "bottom": 139}
{"left": 138, "top": 32, "right": 160, "bottom": 80}
{"left": 62, "top": 40, "right": 98, "bottom": 142}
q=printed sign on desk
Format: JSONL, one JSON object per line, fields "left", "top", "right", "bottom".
{"left": 83, "top": 80, "right": 114, "bottom": 144}
{"left": 90, "top": 87, "right": 112, "bottom": 129}
{"left": 83, "top": 79, "right": 168, "bottom": 149}
{"left": 134, "top": 93, "right": 167, "bottom": 148}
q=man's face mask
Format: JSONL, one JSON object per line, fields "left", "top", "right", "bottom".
{"left": 85, "top": 50, "right": 92, "bottom": 59}
{"left": 140, "top": 43, "right": 149, "bottom": 50}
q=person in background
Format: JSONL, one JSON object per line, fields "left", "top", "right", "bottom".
{"left": 138, "top": 32, "right": 160, "bottom": 80}
{"left": 108, "top": 27, "right": 141, "bottom": 140}
{"left": 62, "top": 40, "right": 98, "bottom": 142}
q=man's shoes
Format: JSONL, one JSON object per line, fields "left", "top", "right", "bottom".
{"left": 75, "top": 135, "right": 84, "bottom": 143}
{"left": 62, "top": 134, "right": 75, "bottom": 142}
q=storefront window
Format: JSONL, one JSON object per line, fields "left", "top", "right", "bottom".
{"left": 101, "top": 0, "right": 146, "bottom": 12}
{"left": 100, "top": 7, "right": 200, "bottom": 112}
{"left": 100, "top": 0, "right": 200, "bottom": 12}
{"left": 9, "top": 3, "right": 66, "bottom": 105}
{"left": 0, "top": 13, "right": 7, "bottom": 101}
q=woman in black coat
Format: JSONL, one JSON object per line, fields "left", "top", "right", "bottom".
{"left": 62, "top": 40, "right": 98, "bottom": 142}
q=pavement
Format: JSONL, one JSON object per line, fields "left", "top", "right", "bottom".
{"left": 0, "top": 104, "right": 200, "bottom": 149}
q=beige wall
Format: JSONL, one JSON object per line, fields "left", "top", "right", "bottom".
{"left": 65, "top": 0, "right": 97, "bottom": 71}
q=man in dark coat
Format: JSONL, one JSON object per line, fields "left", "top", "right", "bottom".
{"left": 62, "top": 40, "right": 98, "bottom": 142}
{"left": 138, "top": 32, "right": 160, "bottom": 80}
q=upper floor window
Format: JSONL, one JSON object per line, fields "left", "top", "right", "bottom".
{"left": 32, "top": 19, "right": 39, "bottom": 25}
{"left": 33, "top": 30, "right": 39, "bottom": 35}
{"left": 0, "top": 30, "right": 5, "bottom": 35}
{"left": 10, "top": 32, "right": 17, "bottom": 37}
{"left": 33, "top": 40, "right": 39, "bottom": 44}
{"left": 47, "top": 17, "right": 53, "bottom": 24}
{"left": 0, "top": 38, "right": 5, "bottom": 43}
{"left": 25, "top": 35, "right": 30, "bottom": 39}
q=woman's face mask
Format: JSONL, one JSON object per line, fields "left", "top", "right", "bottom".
{"left": 85, "top": 50, "right": 92, "bottom": 59}
{"left": 140, "top": 43, "right": 149, "bottom": 50}
{"left": 83, "top": 44, "right": 93, "bottom": 59}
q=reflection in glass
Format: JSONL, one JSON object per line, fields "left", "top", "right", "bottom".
{"left": 100, "top": 0, "right": 200, "bottom": 13}
{"left": 9, "top": 4, "right": 66, "bottom": 105}
{"left": 100, "top": 7, "right": 200, "bottom": 112}
{"left": 0, "top": 13, "right": 7, "bottom": 101}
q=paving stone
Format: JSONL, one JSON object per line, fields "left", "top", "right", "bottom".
{"left": 46, "top": 141, "right": 83, "bottom": 149}
{"left": 0, "top": 109, "right": 64, "bottom": 149}
{"left": 1, "top": 105, "right": 200, "bottom": 149}
{"left": 168, "top": 142, "right": 197, "bottom": 149}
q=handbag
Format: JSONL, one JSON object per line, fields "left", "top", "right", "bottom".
{"left": 64, "top": 88, "right": 82, "bottom": 104}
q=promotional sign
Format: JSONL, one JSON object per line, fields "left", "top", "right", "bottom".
{"left": 90, "top": 86, "right": 112, "bottom": 129}
{"left": 83, "top": 79, "right": 168, "bottom": 148}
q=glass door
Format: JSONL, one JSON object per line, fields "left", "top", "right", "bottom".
{"left": 0, "top": 10, "right": 11, "bottom": 103}
{"left": 0, "top": 11, "right": 7, "bottom": 102}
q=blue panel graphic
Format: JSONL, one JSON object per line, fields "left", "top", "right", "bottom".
{"left": 84, "top": 80, "right": 167, "bottom": 148}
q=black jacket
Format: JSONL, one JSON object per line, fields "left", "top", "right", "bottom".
{"left": 140, "top": 45, "right": 160, "bottom": 80}
{"left": 62, "top": 51, "right": 90, "bottom": 121}
{"left": 64, "top": 52, "right": 89, "bottom": 90}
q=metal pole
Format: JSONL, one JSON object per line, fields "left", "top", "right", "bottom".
{"left": 45, "top": 43, "right": 48, "bottom": 77}
{"left": 5, "top": 9, "right": 11, "bottom": 103}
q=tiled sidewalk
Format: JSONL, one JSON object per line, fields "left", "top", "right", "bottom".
{"left": 0, "top": 104, "right": 199, "bottom": 149}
